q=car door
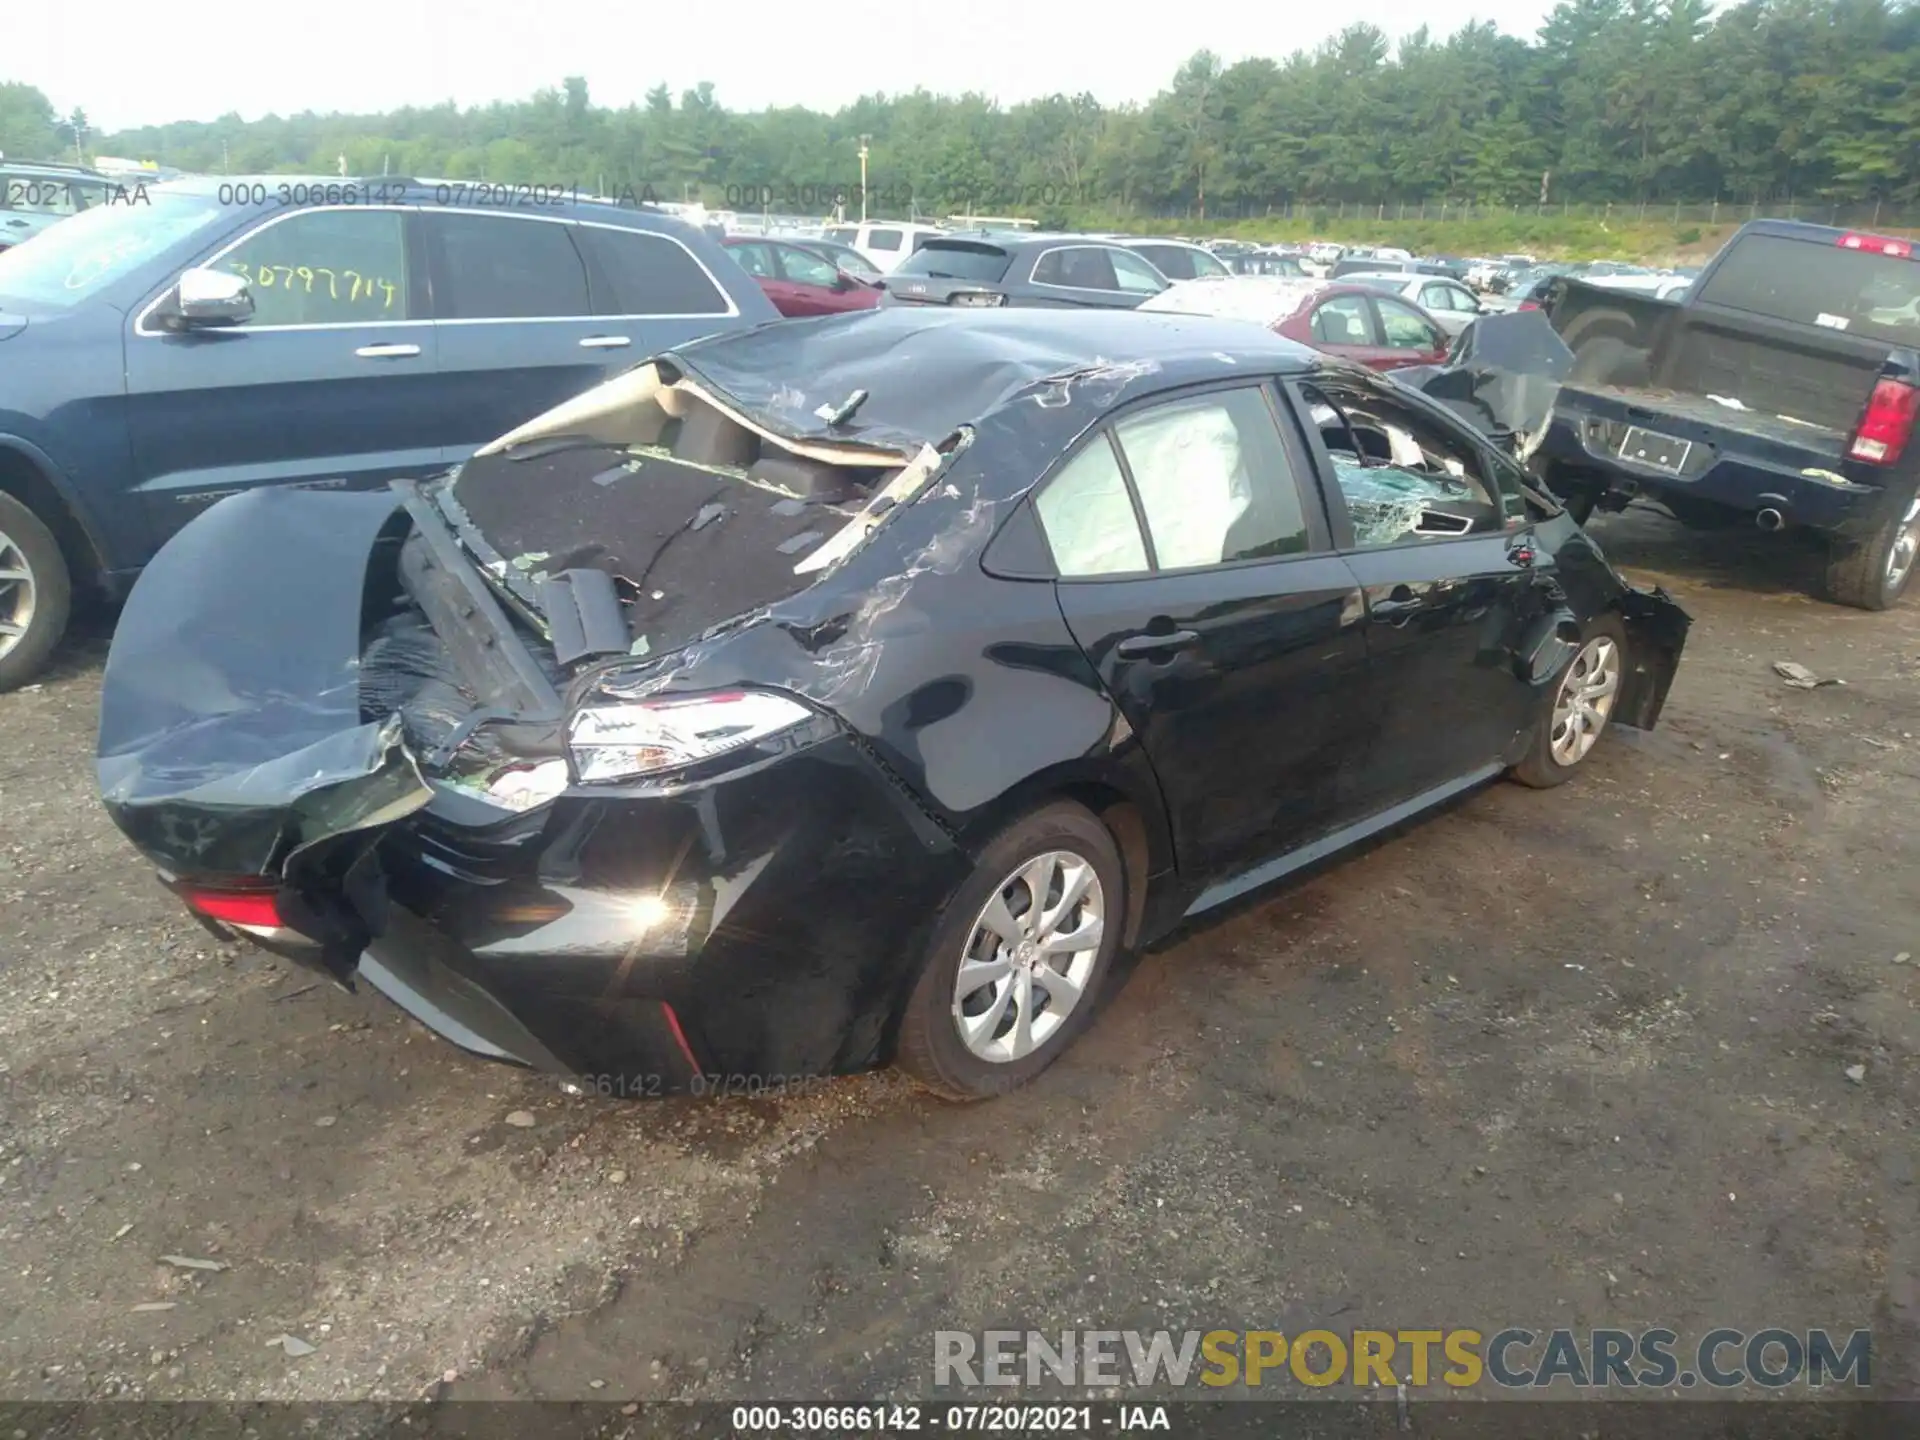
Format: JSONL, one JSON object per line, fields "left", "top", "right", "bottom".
{"left": 1289, "top": 369, "right": 1545, "bottom": 818}
{"left": 571, "top": 219, "right": 748, "bottom": 351}
{"left": 422, "top": 210, "right": 624, "bottom": 463}
{"left": 1028, "top": 245, "right": 1165, "bottom": 310}
{"left": 1133, "top": 244, "right": 1196, "bottom": 280}
{"left": 123, "top": 203, "right": 443, "bottom": 548}
{"left": 727, "top": 239, "right": 801, "bottom": 314}
{"left": 1027, "top": 245, "right": 1124, "bottom": 308}
{"left": 772, "top": 241, "right": 871, "bottom": 312}
{"left": 1304, "top": 292, "right": 1394, "bottom": 367}
{"left": 1417, "top": 280, "right": 1479, "bottom": 337}
{"left": 1367, "top": 295, "right": 1449, "bottom": 367}
{"left": 1039, "top": 382, "right": 1374, "bottom": 886}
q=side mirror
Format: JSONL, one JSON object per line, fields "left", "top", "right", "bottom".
{"left": 174, "top": 267, "right": 254, "bottom": 328}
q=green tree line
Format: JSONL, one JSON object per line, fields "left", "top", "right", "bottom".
{"left": 6, "top": 0, "right": 1920, "bottom": 221}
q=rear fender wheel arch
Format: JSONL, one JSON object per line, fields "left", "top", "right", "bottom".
{"left": 896, "top": 798, "right": 1128, "bottom": 1101}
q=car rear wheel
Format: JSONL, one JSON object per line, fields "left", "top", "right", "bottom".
{"left": 1824, "top": 495, "right": 1920, "bottom": 610}
{"left": 896, "top": 801, "right": 1124, "bottom": 1101}
{"left": 1510, "top": 616, "right": 1628, "bottom": 790}
{"left": 0, "top": 492, "right": 71, "bottom": 694}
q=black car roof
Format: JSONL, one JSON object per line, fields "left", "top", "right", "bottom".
{"left": 661, "top": 307, "right": 1318, "bottom": 456}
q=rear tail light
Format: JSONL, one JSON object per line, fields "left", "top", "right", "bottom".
{"left": 1838, "top": 232, "right": 1914, "bottom": 259}
{"left": 569, "top": 688, "right": 814, "bottom": 782}
{"left": 178, "top": 884, "right": 284, "bottom": 930}
{"left": 1848, "top": 378, "right": 1920, "bottom": 465}
{"left": 1518, "top": 300, "right": 1540, "bottom": 311}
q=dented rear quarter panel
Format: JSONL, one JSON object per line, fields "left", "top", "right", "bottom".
{"left": 563, "top": 352, "right": 1200, "bottom": 884}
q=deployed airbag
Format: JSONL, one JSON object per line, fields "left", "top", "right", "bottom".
{"left": 1113, "top": 396, "right": 1250, "bottom": 569}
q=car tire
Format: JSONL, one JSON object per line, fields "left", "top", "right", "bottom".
{"left": 896, "top": 801, "right": 1125, "bottom": 1102}
{"left": 0, "top": 491, "right": 72, "bottom": 694}
{"left": 1823, "top": 496, "right": 1920, "bottom": 611}
{"left": 1510, "top": 615, "right": 1629, "bottom": 790}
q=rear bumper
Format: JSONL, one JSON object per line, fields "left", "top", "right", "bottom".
{"left": 1541, "top": 410, "right": 1902, "bottom": 536}
{"left": 363, "top": 736, "right": 967, "bottom": 1090}
{"left": 181, "top": 734, "right": 968, "bottom": 1093}
{"left": 97, "top": 483, "right": 972, "bottom": 1094}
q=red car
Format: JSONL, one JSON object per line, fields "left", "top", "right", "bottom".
{"left": 1140, "top": 277, "right": 1449, "bottom": 370}
{"left": 721, "top": 236, "right": 883, "bottom": 317}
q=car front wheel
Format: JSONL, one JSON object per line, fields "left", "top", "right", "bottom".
{"left": 897, "top": 801, "right": 1124, "bottom": 1101}
{"left": 1510, "top": 616, "right": 1628, "bottom": 789}
{"left": 0, "top": 492, "right": 72, "bottom": 694}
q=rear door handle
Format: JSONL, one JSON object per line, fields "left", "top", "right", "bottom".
{"left": 355, "top": 343, "right": 421, "bottom": 359}
{"left": 1115, "top": 629, "right": 1200, "bottom": 659}
{"left": 580, "top": 335, "right": 631, "bottom": 349}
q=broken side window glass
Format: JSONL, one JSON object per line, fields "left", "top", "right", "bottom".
{"left": 1312, "top": 382, "right": 1507, "bottom": 548}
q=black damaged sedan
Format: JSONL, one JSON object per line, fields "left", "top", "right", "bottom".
{"left": 97, "top": 309, "right": 1689, "bottom": 1100}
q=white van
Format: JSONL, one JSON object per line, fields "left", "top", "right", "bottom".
{"left": 820, "top": 221, "right": 947, "bottom": 274}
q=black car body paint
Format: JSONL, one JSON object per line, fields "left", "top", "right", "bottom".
{"left": 97, "top": 309, "right": 1691, "bottom": 1092}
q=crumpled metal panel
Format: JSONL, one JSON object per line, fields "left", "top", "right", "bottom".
{"left": 658, "top": 306, "right": 1308, "bottom": 456}
{"left": 1393, "top": 310, "right": 1575, "bottom": 459}
{"left": 96, "top": 485, "right": 433, "bottom": 878}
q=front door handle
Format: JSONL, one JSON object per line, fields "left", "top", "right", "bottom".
{"left": 580, "top": 335, "right": 631, "bottom": 349}
{"left": 355, "top": 343, "right": 421, "bottom": 359}
{"left": 1115, "top": 629, "right": 1200, "bottom": 659}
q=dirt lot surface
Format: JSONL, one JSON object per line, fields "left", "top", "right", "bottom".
{"left": 1, "top": 505, "right": 1915, "bottom": 1410}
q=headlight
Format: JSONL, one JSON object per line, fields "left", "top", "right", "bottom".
{"left": 568, "top": 689, "right": 815, "bottom": 783}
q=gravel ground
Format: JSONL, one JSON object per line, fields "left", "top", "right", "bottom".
{"left": 0, "top": 505, "right": 1915, "bottom": 1407}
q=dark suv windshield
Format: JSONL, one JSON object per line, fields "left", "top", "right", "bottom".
{"left": 892, "top": 242, "right": 1013, "bottom": 283}
{"left": 0, "top": 192, "right": 226, "bottom": 309}
{"left": 1698, "top": 233, "right": 1920, "bottom": 345}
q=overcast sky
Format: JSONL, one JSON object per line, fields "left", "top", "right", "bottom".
{"left": 19, "top": 0, "right": 1557, "bottom": 134}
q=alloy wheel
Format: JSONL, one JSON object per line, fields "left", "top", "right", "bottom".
{"left": 1550, "top": 635, "right": 1620, "bottom": 767}
{"left": 952, "top": 850, "right": 1105, "bottom": 1063}
{"left": 0, "top": 527, "right": 37, "bottom": 663}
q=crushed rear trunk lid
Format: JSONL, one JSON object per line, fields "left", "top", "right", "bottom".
{"left": 1392, "top": 309, "right": 1574, "bottom": 462}
{"left": 97, "top": 485, "right": 432, "bottom": 880}
{"left": 444, "top": 348, "right": 959, "bottom": 666}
